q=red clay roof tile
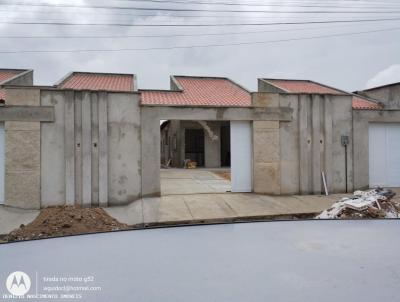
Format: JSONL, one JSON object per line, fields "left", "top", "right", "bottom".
{"left": 0, "top": 70, "right": 27, "bottom": 102}
{"left": 0, "top": 70, "right": 22, "bottom": 84}
{"left": 60, "top": 72, "right": 134, "bottom": 92}
{"left": 264, "top": 79, "right": 345, "bottom": 94}
{"left": 141, "top": 76, "right": 251, "bottom": 106}
{"left": 352, "top": 96, "right": 382, "bottom": 110}
{"left": 264, "top": 79, "right": 381, "bottom": 110}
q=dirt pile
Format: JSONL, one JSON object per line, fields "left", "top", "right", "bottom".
{"left": 317, "top": 188, "right": 399, "bottom": 219}
{"left": 2, "top": 206, "right": 130, "bottom": 242}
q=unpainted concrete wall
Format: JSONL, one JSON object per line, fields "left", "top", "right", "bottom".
{"left": 253, "top": 89, "right": 354, "bottom": 195}
{"left": 258, "top": 80, "right": 286, "bottom": 94}
{"left": 41, "top": 90, "right": 142, "bottom": 208}
{"left": 161, "top": 120, "right": 181, "bottom": 167}
{"left": 4, "top": 88, "right": 41, "bottom": 209}
{"left": 360, "top": 85, "right": 400, "bottom": 109}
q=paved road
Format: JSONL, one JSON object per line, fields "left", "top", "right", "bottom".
{"left": 1, "top": 220, "right": 399, "bottom": 301}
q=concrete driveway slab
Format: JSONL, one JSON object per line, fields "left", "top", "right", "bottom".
{"left": 183, "top": 194, "right": 237, "bottom": 220}
{"left": 272, "top": 196, "right": 325, "bottom": 213}
{"left": 104, "top": 193, "right": 348, "bottom": 228}
{"left": 143, "top": 196, "right": 193, "bottom": 224}
{"left": 161, "top": 168, "right": 231, "bottom": 195}
{"left": 104, "top": 199, "right": 144, "bottom": 225}
{"left": 220, "top": 194, "right": 289, "bottom": 216}
{"left": 0, "top": 205, "right": 39, "bottom": 235}
{"left": 293, "top": 194, "right": 341, "bottom": 212}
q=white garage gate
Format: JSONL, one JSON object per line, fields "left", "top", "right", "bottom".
{"left": 369, "top": 123, "right": 400, "bottom": 187}
{"left": 230, "top": 121, "right": 253, "bottom": 192}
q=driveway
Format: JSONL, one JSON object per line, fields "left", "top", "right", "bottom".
{"left": 0, "top": 205, "right": 39, "bottom": 234}
{"left": 1, "top": 220, "right": 399, "bottom": 302}
{"left": 161, "top": 168, "right": 231, "bottom": 195}
{"left": 105, "top": 193, "right": 347, "bottom": 226}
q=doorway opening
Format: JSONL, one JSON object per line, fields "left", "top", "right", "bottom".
{"left": 159, "top": 120, "right": 253, "bottom": 196}
{"left": 160, "top": 120, "right": 231, "bottom": 195}
{"left": 185, "top": 129, "right": 205, "bottom": 167}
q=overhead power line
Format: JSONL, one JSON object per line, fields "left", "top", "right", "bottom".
{"left": 1, "top": 17, "right": 400, "bottom": 27}
{"left": 81, "top": 0, "right": 400, "bottom": 9}
{"left": 0, "top": 26, "right": 398, "bottom": 54}
{"left": 2, "top": 8, "right": 399, "bottom": 20}
{"left": 1, "top": 2, "right": 400, "bottom": 14}
{"left": 0, "top": 23, "right": 378, "bottom": 39}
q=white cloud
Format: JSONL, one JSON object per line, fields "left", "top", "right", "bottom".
{"left": 366, "top": 64, "right": 400, "bottom": 89}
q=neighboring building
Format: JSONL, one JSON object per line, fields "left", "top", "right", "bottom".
{"left": 353, "top": 82, "right": 400, "bottom": 189}
{"left": 142, "top": 76, "right": 250, "bottom": 168}
{"left": 356, "top": 82, "right": 400, "bottom": 109}
{"left": 0, "top": 69, "right": 399, "bottom": 210}
{"left": 0, "top": 69, "right": 33, "bottom": 103}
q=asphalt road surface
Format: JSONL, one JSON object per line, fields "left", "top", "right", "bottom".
{"left": 1, "top": 220, "right": 399, "bottom": 301}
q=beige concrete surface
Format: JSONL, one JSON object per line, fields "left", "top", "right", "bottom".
{"left": 5, "top": 88, "right": 41, "bottom": 209}
{"left": 161, "top": 168, "right": 231, "bottom": 195}
{"left": 105, "top": 193, "right": 347, "bottom": 227}
{"left": 0, "top": 205, "right": 40, "bottom": 234}
{"left": 0, "top": 191, "right": 348, "bottom": 234}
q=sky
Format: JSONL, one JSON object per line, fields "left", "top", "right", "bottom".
{"left": 0, "top": 0, "right": 400, "bottom": 92}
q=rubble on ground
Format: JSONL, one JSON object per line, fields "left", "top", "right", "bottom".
{"left": 317, "top": 188, "right": 399, "bottom": 219}
{"left": 2, "top": 206, "right": 130, "bottom": 242}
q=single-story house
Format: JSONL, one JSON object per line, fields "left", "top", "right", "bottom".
{"left": 147, "top": 76, "right": 251, "bottom": 168}
{"left": 0, "top": 68, "right": 398, "bottom": 210}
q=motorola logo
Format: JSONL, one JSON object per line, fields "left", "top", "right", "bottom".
{"left": 5, "top": 271, "right": 31, "bottom": 296}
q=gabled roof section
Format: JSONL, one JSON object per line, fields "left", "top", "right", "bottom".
{"left": 57, "top": 71, "right": 136, "bottom": 92}
{"left": 261, "top": 78, "right": 346, "bottom": 95}
{"left": 261, "top": 78, "right": 381, "bottom": 110}
{"left": 359, "top": 81, "right": 400, "bottom": 92}
{"left": 0, "top": 68, "right": 32, "bottom": 102}
{"left": 352, "top": 95, "right": 382, "bottom": 110}
{"left": 0, "top": 70, "right": 22, "bottom": 84}
{"left": 141, "top": 76, "right": 251, "bottom": 107}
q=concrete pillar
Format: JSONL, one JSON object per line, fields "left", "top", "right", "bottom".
{"left": 252, "top": 93, "right": 281, "bottom": 194}
{"left": 253, "top": 121, "right": 281, "bottom": 194}
{"left": 5, "top": 89, "right": 41, "bottom": 209}
{"left": 204, "top": 122, "right": 221, "bottom": 168}
{"left": 141, "top": 107, "right": 161, "bottom": 197}
{"left": 311, "top": 95, "right": 322, "bottom": 195}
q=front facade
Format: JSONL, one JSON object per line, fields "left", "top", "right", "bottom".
{"left": 0, "top": 69, "right": 398, "bottom": 209}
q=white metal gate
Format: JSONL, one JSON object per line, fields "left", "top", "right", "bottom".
{"left": 369, "top": 123, "right": 400, "bottom": 187}
{"left": 230, "top": 121, "right": 252, "bottom": 192}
